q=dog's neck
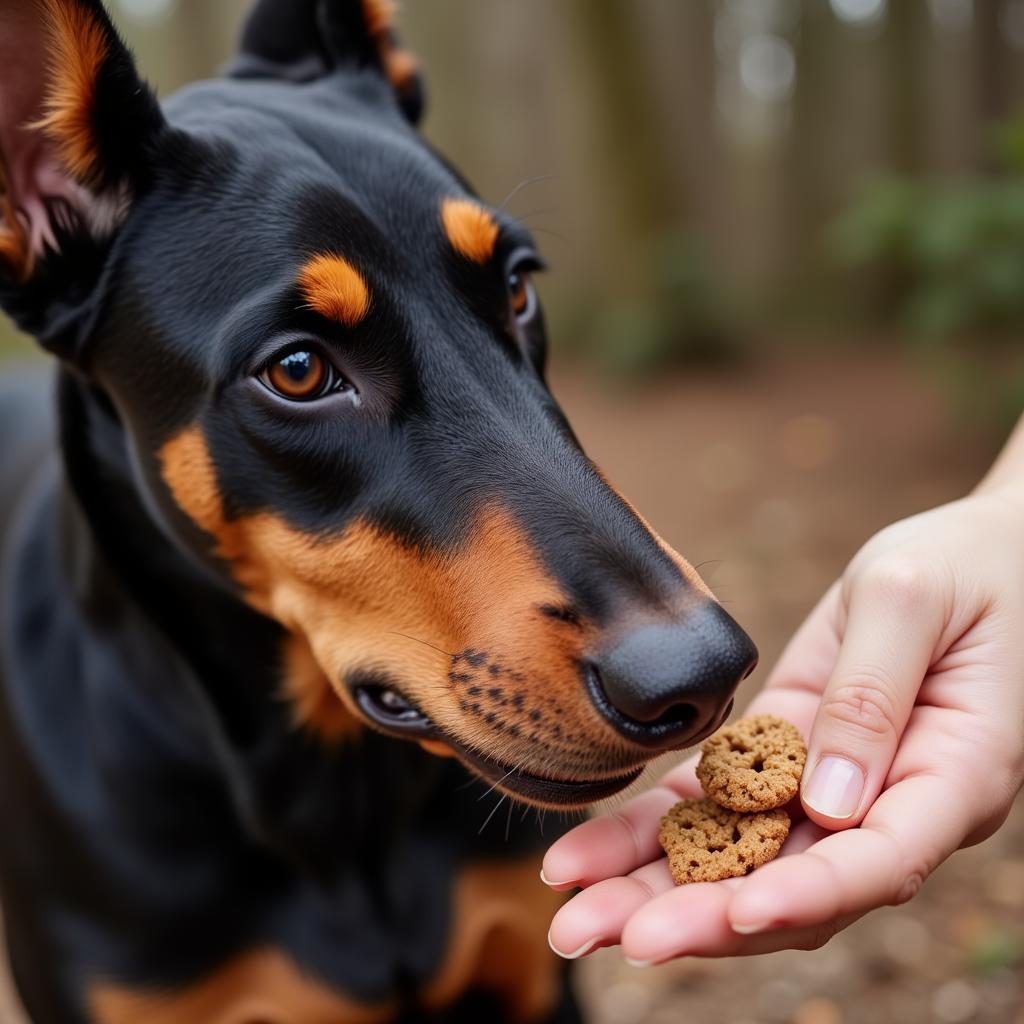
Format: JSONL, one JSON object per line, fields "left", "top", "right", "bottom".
{"left": 57, "top": 368, "right": 282, "bottom": 742}
{"left": 51, "top": 368, "right": 454, "bottom": 876}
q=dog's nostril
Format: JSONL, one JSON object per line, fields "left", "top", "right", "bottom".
{"left": 586, "top": 661, "right": 699, "bottom": 738}
{"left": 587, "top": 603, "right": 757, "bottom": 751}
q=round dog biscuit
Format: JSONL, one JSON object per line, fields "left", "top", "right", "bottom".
{"left": 658, "top": 798, "right": 790, "bottom": 885}
{"left": 696, "top": 714, "right": 806, "bottom": 812}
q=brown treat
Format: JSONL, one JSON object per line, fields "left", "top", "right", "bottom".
{"left": 658, "top": 798, "right": 790, "bottom": 885}
{"left": 696, "top": 714, "right": 806, "bottom": 812}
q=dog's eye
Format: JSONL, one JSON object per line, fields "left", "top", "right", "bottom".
{"left": 508, "top": 268, "right": 536, "bottom": 323}
{"left": 261, "top": 349, "right": 332, "bottom": 401}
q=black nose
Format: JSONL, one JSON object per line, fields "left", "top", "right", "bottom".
{"left": 587, "top": 602, "right": 758, "bottom": 750}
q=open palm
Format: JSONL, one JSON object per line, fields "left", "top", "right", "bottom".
{"left": 544, "top": 495, "right": 1024, "bottom": 966}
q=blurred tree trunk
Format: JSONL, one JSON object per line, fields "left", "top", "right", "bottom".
{"left": 638, "top": 0, "right": 720, "bottom": 237}
{"left": 886, "top": 0, "right": 928, "bottom": 174}
{"left": 787, "top": 0, "right": 840, "bottom": 284}
{"left": 565, "top": 0, "right": 678, "bottom": 269}
{"left": 974, "top": 0, "right": 1009, "bottom": 170}
{"left": 172, "top": 0, "right": 241, "bottom": 83}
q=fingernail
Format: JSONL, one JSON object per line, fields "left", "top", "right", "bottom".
{"left": 548, "top": 930, "right": 599, "bottom": 960}
{"left": 731, "top": 920, "right": 772, "bottom": 935}
{"left": 624, "top": 956, "right": 653, "bottom": 968}
{"left": 540, "top": 868, "right": 579, "bottom": 889}
{"left": 803, "top": 755, "right": 865, "bottom": 819}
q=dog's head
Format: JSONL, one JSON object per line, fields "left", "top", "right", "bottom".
{"left": 0, "top": 0, "right": 756, "bottom": 806}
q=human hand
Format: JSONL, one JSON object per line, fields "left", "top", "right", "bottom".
{"left": 544, "top": 488, "right": 1024, "bottom": 965}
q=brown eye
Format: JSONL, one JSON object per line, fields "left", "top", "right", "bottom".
{"left": 264, "top": 349, "right": 329, "bottom": 401}
{"left": 508, "top": 269, "right": 535, "bottom": 322}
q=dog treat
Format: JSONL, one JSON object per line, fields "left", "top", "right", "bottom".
{"left": 658, "top": 798, "right": 791, "bottom": 885}
{"left": 696, "top": 713, "right": 807, "bottom": 813}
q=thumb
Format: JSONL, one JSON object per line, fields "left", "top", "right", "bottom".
{"left": 801, "top": 564, "right": 942, "bottom": 829}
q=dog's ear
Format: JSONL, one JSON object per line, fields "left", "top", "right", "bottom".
{"left": 0, "top": 0, "right": 165, "bottom": 353}
{"left": 230, "top": 0, "right": 424, "bottom": 124}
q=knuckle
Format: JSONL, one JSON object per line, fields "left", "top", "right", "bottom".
{"left": 822, "top": 678, "right": 901, "bottom": 740}
{"left": 858, "top": 559, "right": 933, "bottom": 610}
{"left": 877, "top": 825, "right": 931, "bottom": 906}
{"left": 892, "top": 865, "right": 927, "bottom": 906}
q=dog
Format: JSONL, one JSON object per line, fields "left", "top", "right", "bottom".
{"left": 0, "top": 1, "right": 758, "bottom": 1021}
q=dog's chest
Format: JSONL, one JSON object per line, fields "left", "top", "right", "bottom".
{"left": 86, "top": 857, "right": 564, "bottom": 1024}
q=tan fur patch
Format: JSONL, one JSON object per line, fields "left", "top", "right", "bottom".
{"left": 32, "top": 0, "right": 109, "bottom": 186}
{"left": 0, "top": 156, "right": 31, "bottom": 279}
{"left": 383, "top": 48, "right": 419, "bottom": 90}
{"left": 89, "top": 948, "right": 395, "bottom": 1024}
{"left": 422, "top": 857, "right": 564, "bottom": 1022}
{"left": 441, "top": 198, "right": 499, "bottom": 265}
{"left": 297, "top": 253, "right": 371, "bottom": 327}
{"left": 281, "top": 632, "right": 362, "bottom": 742}
{"left": 157, "top": 425, "right": 646, "bottom": 785}
{"left": 361, "top": 0, "right": 397, "bottom": 37}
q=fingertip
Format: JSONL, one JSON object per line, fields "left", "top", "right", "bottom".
{"left": 541, "top": 833, "right": 590, "bottom": 890}
{"left": 801, "top": 754, "right": 869, "bottom": 829}
{"left": 539, "top": 866, "right": 580, "bottom": 891}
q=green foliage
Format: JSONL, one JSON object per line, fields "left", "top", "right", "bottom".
{"left": 968, "top": 925, "right": 1023, "bottom": 977}
{"left": 571, "top": 230, "right": 736, "bottom": 377}
{"left": 831, "top": 124, "right": 1024, "bottom": 430}
{"left": 833, "top": 172, "right": 1024, "bottom": 337}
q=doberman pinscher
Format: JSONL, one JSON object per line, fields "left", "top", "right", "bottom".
{"left": 0, "top": 1, "right": 758, "bottom": 1021}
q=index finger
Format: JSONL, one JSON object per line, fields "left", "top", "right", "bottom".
{"left": 725, "top": 767, "right": 977, "bottom": 935}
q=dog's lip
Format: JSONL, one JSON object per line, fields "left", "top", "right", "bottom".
{"left": 352, "top": 683, "right": 645, "bottom": 806}
{"left": 444, "top": 739, "right": 646, "bottom": 807}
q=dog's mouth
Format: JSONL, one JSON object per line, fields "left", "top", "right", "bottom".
{"left": 353, "top": 683, "right": 645, "bottom": 806}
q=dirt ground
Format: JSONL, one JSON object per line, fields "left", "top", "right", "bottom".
{"left": 1, "top": 343, "right": 1020, "bottom": 1022}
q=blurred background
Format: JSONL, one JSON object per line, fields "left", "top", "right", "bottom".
{"left": 2, "top": 1, "right": 1023, "bottom": 1022}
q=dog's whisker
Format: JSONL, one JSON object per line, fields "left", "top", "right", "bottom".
{"left": 504, "top": 798, "right": 514, "bottom": 843}
{"left": 524, "top": 226, "right": 570, "bottom": 245}
{"left": 497, "top": 173, "right": 563, "bottom": 212}
{"left": 693, "top": 559, "right": 723, "bottom": 573}
{"left": 387, "top": 631, "right": 456, "bottom": 658}
{"left": 478, "top": 794, "right": 508, "bottom": 836}
{"left": 476, "top": 761, "right": 522, "bottom": 802}
{"left": 507, "top": 206, "right": 560, "bottom": 226}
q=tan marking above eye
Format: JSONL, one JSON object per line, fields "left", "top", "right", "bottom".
{"left": 441, "top": 198, "right": 499, "bottom": 265}
{"left": 297, "top": 253, "right": 371, "bottom": 327}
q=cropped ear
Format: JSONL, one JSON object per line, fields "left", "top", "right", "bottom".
{"left": 0, "top": 0, "right": 164, "bottom": 349}
{"left": 230, "top": 0, "right": 424, "bottom": 124}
